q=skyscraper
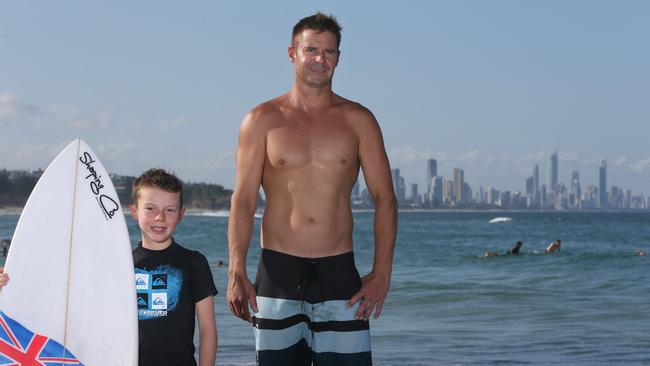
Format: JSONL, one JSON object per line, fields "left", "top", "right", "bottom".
{"left": 570, "top": 171, "right": 581, "bottom": 209}
{"left": 410, "top": 183, "right": 420, "bottom": 204}
{"left": 391, "top": 168, "right": 406, "bottom": 203}
{"left": 547, "top": 151, "right": 558, "bottom": 193}
{"left": 533, "top": 164, "right": 539, "bottom": 193}
{"left": 426, "top": 159, "right": 437, "bottom": 197}
{"left": 453, "top": 168, "right": 464, "bottom": 205}
{"left": 599, "top": 160, "right": 607, "bottom": 209}
{"left": 430, "top": 176, "right": 443, "bottom": 206}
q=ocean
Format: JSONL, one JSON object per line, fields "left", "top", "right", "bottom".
{"left": 1, "top": 210, "right": 649, "bottom": 365}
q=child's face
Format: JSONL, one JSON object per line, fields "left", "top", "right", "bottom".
{"left": 129, "top": 186, "right": 184, "bottom": 249}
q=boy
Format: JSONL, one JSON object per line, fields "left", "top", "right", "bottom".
{"left": 130, "top": 168, "right": 217, "bottom": 366}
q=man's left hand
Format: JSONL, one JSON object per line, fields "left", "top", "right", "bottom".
{"left": 348, "top": 271, "right": 390, "bottom": 321}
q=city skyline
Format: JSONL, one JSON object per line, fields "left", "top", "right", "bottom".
{"left": 386, "top": 149, "right": 648, "bottom": 209}
{"left": 1, "top": 2, "right": 649, "bottom": 194}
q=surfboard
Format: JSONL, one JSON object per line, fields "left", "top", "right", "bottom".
{"left": 0, "top": 139, "right": 138, "bottom": 365}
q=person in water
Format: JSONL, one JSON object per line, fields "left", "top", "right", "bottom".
{"left": 483, "top": 241, "right": 523, "bottom": 257}
{"left": 507, "top": 241, "right": 523, "bottom": 255}
{"left": 546, "top": 239, "right": 561, "bottom": 253}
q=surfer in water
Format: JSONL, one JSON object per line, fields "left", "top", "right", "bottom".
{"left": 507, "top": 241, "right": 523, "bottom": 255}
{"left": 483, "top": 241, "right": 523, "bottom": 257}
{"left": 546, "top": 239, "right": 561, "bottom": 253}
{"left": 227, "top": 12, "right": 397, "bottom": 365}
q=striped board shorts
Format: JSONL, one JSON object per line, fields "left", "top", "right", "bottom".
{"left": 252, "top": 248, "right": 372, "bottom": 366}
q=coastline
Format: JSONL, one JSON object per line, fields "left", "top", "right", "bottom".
{"left": 2, "top": 206, "right": 648, "bottom": 216}
{"left": 0, "top": 207, "right": 22, "bottom": 215}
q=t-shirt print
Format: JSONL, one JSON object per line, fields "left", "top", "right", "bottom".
{"left": 135, "top": 265, "right": 183, "bottom": 320}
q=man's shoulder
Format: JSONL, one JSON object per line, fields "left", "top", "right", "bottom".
{"left": 248, "top": 95, "right": 287, "bottom": 119}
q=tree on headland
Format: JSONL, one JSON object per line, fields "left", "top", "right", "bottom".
{"left": 0, "top": 170, "right": 238, "bottom": 210}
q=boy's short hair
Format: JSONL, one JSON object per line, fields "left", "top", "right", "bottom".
{"left": 132, "top": 168, "right": 184, "bottom": 208}
{"left": 292, "top": 12, "right": 342, "bottom": 49}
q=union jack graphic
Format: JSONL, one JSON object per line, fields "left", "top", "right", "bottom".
{"left": 0, "top": 311, "right": 84, "bottom": 365}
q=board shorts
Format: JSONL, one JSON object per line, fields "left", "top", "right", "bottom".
{"left": 252, "top": 248, "right": 372, "bottom": 366}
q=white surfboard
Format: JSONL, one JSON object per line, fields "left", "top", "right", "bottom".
{"left": 0, "top": 139, "right": 137, "bottom": 365}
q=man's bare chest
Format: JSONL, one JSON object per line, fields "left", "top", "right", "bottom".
{"left": 265, "top": 120, "right": 359, "bottom": 170}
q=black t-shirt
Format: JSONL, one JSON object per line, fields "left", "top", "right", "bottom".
{"left": 133, "top": 240, "right": 218, "bottom": 366}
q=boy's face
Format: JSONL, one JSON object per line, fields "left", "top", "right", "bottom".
{"left": 129, "top": 186, "right": 185, "bottom": 249}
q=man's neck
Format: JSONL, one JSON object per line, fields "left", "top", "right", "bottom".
{"left": 288, "top": 82, "right": 336, "bottom": 112}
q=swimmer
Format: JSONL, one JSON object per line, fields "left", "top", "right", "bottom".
{"left": 507, "top": 241, "right": 523, "bottom": 255}
{"left": 545, "top": 239, "right": 561, "bottom": 253}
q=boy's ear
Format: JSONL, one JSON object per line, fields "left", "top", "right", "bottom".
{"left": 178, "top": 207, "right": 186, "bottom": 222}
{"left": 128, "top": 204, "right": 138, "bottom": 221}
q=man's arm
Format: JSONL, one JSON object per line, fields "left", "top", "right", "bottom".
{"left": 348, "top": 109, "right": 397, "bottom": 321}
{"left": 227, "top": 109, "right": 267, "bottom": 322}
{"left": 196, "top": 296, "right": 217, "bottom": 366}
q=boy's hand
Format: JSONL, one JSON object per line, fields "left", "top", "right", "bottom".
{"left": 227, "top": 272, "right": 257, "bottom": 322}
{"left": 0, "top": 267, "right": 9, "bottom": 287}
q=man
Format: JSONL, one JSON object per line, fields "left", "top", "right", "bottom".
{"left": 227, "top": 12, "right": 397, "bottom": 365}
{"left": 507, "top": 241, "right": 523, "bottom": 255}
{"left": 546, "top": 239, "right": 561, "bottom": 253}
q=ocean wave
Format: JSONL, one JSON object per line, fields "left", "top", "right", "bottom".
{"left": 185, "top": 210, "right": 262, "bottom": 219}
{"left": 489, "top": 216, "right": 512, "bottom": 223}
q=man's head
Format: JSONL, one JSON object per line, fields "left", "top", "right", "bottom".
{"left": 289, "top": 13, "right": 343, "bottom": 89}
{"left": 292, "top": 12, "right": 342, "bottom": 50}
{"left": 130, "top": 169, "right": 185, "bottom": 248}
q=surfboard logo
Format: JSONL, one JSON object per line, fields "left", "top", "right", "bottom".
{"left": 78, "top": 151, "right": 120, "bottom": 221}
{"left": 0, "top": 311, "right": 84, "bottom": 365}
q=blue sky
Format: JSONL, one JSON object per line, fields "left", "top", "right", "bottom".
{"left": 1, "top": 1, "right": 648, "bottom": 196}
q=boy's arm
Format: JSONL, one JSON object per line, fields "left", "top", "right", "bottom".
{"left": 196, "top": 296, "right": 217, "bottom": 366}
{"left": 0, "top": 268, "right": 8, "bottom": 287}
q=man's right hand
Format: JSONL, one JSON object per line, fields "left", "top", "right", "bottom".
{"left": 227, "top": 271, "right": 258, "bottom": 322}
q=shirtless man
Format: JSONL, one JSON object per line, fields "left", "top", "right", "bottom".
{"left": 227, "top": 13, "right": 397, "bottom": 365}
{"left": 546, "top": 239, "right": 561, "bottom": 253}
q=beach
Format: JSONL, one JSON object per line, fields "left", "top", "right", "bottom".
{"left": 2, "top": 211, "right": 649, "bottom": 365}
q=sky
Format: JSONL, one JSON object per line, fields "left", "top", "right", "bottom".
{"left": 1, "top": 1, "right": 649, "bottom": 196}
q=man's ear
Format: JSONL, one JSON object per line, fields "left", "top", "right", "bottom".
{"left": 288, "top": 45, "right": 296, "bottom": 63}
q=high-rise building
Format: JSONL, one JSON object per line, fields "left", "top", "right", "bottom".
{"left": 443, "top": 180, "right": 454, "bottom": 204}
{"left": 547, "top": 151, "right": 558, "bottom": 194}
{"left": 410, "top": 183, "right": 420, "bottom": 204}
{"left": 426, "top": 159, "right": 437, "bottom": 197}
{"left": 391, "top": 168, "right": 406, "bottom": 203}
{"left": 430, "top": 176, "right": 443, "bottom": 206}
{"left": 599, "top": 160, "right": 607, "bottom": 209}
{"left": 570, "top": 171, "right": 581, "bottom": 209}
{"left": 453, "top": 168, "right": 464, "bottom": 205}
{"left": 533, "top": 164, "right": 539, "bottom": 193}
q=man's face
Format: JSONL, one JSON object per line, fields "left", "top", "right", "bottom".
{"left": 289, "top": 29, "right": 340, "bottom": 88}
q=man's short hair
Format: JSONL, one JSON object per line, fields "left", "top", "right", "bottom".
{"left": 132, "top": 168, "right": 184, "bottom": 208}
{"left": 292, "top": 12, "right": 342, "bottom": 49}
